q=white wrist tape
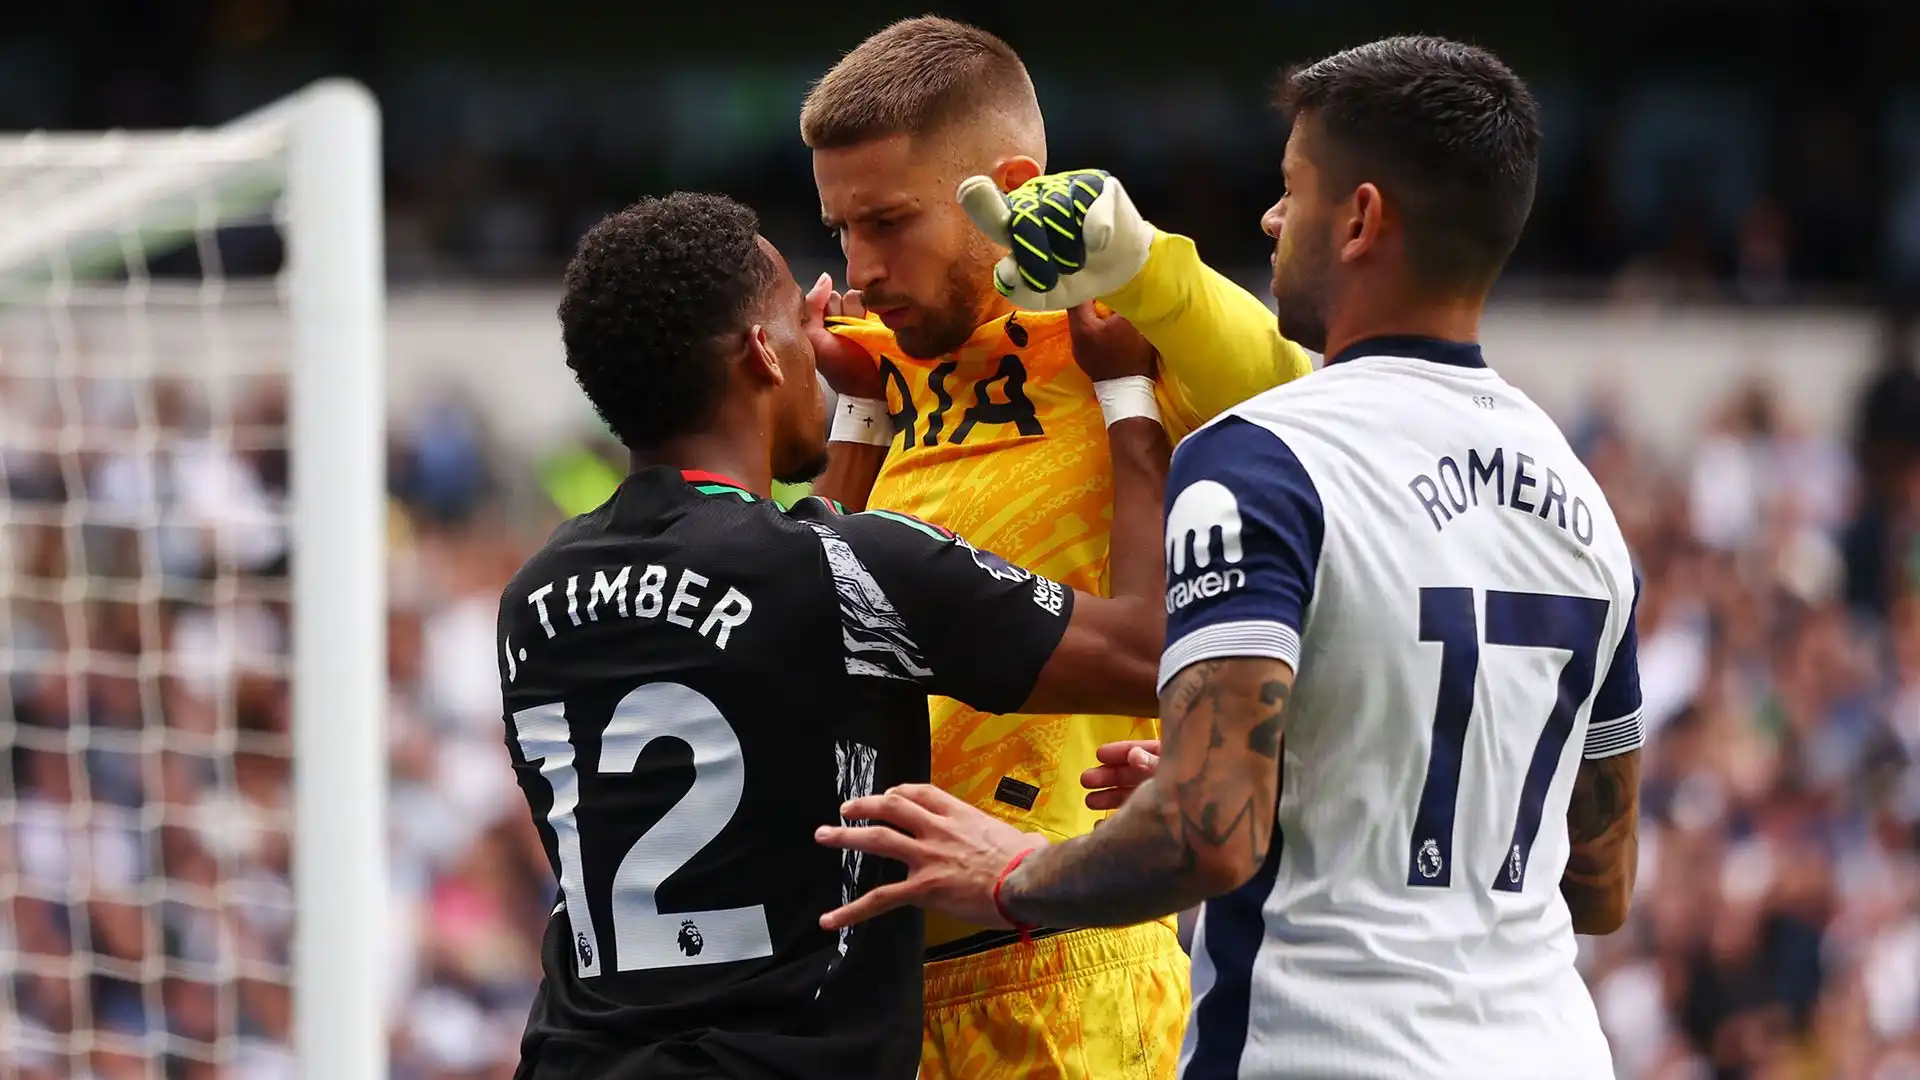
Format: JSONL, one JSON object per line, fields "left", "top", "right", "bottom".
{"left": 1093, "top": 376, "right": 1161, "bottom": 427}
{"left": 830, "top": 396, "right": 894, "bottom": 445}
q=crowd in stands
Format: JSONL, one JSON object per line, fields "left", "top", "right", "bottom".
{"left": 3, "top": 340, "right": 1919, "bottom": 1079}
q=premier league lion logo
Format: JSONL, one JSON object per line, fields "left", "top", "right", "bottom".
{"left": 1417, "top": 838, "right": 1444, "bottom": 880}
{"left": 677, "top": 920, "right": 704, "bottom": 957}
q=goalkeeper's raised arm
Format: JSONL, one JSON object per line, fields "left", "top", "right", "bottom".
{"left": 959, "top": 170, "right": 1314, "bottom": 438}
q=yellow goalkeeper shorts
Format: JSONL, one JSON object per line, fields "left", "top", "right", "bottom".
{"left": 920, "top": 922, "right": 1190, "bottom": 1080}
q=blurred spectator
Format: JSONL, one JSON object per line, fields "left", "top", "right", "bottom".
{"left": 1846, "top": 318, "right": 1920, "bottom": 620}
{"left": 391, "top": 395, "right": 496, "bottom": 529}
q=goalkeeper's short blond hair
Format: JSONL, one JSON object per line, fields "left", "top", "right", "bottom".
{"left": 801, "top": 16, "right": 1045, "bottom": 162}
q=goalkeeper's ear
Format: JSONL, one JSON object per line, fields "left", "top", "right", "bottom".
{"left": 991, "top": 155, "right": 1041, "bottom": 193}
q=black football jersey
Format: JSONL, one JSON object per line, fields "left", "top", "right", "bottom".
{"left": 498, "top": 467, "right": 1074, "bottom": 1080}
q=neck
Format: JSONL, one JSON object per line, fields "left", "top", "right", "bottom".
{"left": 975, "top": 284, "right": 1016, "bottom": 331}
{"left": 628, "top": 430, "right": 773, "bottom": 498}
{"left": 1321, "top": 281, "right": 1485, "bottom": 362}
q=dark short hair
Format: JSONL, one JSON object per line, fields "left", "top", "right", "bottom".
{"left": 1281, "top": 36, "right": 1540, "bottom": 289}
{"left": 559, "top": 192, "right": 776, "bottom": 450}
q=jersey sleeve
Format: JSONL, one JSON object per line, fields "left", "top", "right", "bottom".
{"left": 808, "top": 506, "right": 1075, "bottom": 714}
{"left": 1159, "top": 416, "right": 1325, "bottom": 691}
{"left": 1583, "top": 572, "right": 1645, "bottom": 759}
{"left": 1100, "top": 230, "right": 1316, "bottom": 441}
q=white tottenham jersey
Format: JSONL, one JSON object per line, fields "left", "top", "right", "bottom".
{"left": 1160, "top": 338, "right": 1643, "bottom": 1080}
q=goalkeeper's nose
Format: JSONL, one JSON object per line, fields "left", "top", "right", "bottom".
{"left": 842, "top": 234, "right": 888, "bottom": 294}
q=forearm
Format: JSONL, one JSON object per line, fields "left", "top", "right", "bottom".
{"left": 1001, "top": 778, "right": 1213, "bottom": 928}
{"left": 812, "top": 442, "right": 887, "bottom": 511}
{"left": 1101, "top": 231, "right": 1309, "bottom": 432}
{"left": 1559, "top": 752, "right": 1640, "bottom": 935}
{"left": 1003, "top": 657, "right": 1290, "bottom": 927}
{"left": 1106, "top": 416, "right": 1171, "bottom": 603}
{"left": 1560, "top": 844, "right": 1635, "bottom": 934}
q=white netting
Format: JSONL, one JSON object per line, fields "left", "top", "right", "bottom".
{"left": 0, "top": 132, "right": 302, "bottom": 1080}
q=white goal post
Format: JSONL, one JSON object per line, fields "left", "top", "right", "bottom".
{"left": 0, "top": 80, "right": 385, "bottom": 1079}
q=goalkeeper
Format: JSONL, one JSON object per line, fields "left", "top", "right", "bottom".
{"left": 801, "top": 17, "right": 1314, "bottom": 1080}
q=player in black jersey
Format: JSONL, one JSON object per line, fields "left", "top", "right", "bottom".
{"left": 499, "top": 192, "right": 1171, "bottom": 1080}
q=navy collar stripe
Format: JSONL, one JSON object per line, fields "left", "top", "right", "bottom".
{"left": 1326, "top": 335, "right": 1486, "bottom": 369}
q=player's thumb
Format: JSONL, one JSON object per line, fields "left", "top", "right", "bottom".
{"left": 804, "top": 274, "right": 843, "bottom": 347}
{"left": 1128, "top": 746, "right": 1160, "bottom": 772}
{"left": 805, "top": 272, "right": 833, "bottom": 318}
{"left": 957, "top": 175, "right": 1014, "bottom": 242}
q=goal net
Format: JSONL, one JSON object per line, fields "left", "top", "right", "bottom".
{"left": 0, "top": 82, "right": 385, "bottom": 1080}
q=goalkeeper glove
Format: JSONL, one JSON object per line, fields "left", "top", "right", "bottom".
{"left": 957, "top": 169, "right": 1154, "bottom": 311}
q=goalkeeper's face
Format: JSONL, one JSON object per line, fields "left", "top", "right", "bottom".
{"left": 815, "top": 135, "right": 1006, "bottom": 359}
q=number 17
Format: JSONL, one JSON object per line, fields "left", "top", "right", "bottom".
{"left": 1406, "top": 588, "right": 1610, "bottom": 893}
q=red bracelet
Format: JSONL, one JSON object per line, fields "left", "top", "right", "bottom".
{"left": 993, "top": 847, "right": 1041, "bottom": 945}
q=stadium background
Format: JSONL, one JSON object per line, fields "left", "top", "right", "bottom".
{"left": 4, "top": 1, "right": 1920, "bottom": 1077}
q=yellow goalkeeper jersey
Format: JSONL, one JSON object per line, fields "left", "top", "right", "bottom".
{"left": 832, "top": 231, "right": 1314, "bottom": 949}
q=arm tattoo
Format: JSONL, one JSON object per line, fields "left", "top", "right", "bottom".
{"left": 1560, "top": 750, "right": 1640, "bottom": 934}
{"left": 1001, "top": 658, "right": 1291, "bottom": 928}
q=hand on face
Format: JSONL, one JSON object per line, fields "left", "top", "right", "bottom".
{"left": 805, "top": 273, "right": 886, "bottom": 399}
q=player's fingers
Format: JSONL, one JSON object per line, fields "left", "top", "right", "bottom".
{"left": 841, "top": 290, "right": 866, "bottom": 319}
{"left": 991, "top": 255, "right": 1021, "bottom": 299}
{"left": 957, "top": 175, "right": 1014, "bottom": 241}
{"left": 1066, "top": 170, "right": 1108, "bottom": 220}
{"left": 841, "top": 789, "right": 941, "bottom": 834}
{"left": 886, "top": 783, "right": 977, "bottom": 818}
{"left": 814, "top": 823, "right": 919, "bottom": 863}
{"left": 1080, "top": 761, "right": 1154, "bottom": 790}
{"left": 819, "top": 882, "right": 914, "bottom": 931}
{"left": 1006, "top": 189, "right": 1059, "bottom": 294}
{"left": 1084, "top": 788, "right": 1132, "bottom": 811}
{"left": 1127, "top": 746, "right": 1161, "bottom": 771}
{"left": 1094, "top": 739, "right": 1162, "bottom": 767}
{"left": 1038, "top": 183, "right": 1085, "bottom": 270}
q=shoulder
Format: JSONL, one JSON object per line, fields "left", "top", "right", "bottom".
{"left": 1236, "top": 361, "right": 1382, "bottom": 420}
{"left": 499, "top": 511, "right": 598, "bottom": 604}
{"left": 1175, "top": 363, "right": 1366, "bottom": 443}
{"left": 783, "top": 501, "right": 950, "bottom": 572}
{"left": 817, "top": 505, "right": 1017, "bottom": 574}
{"left": 808, "top": 506, "right": 1060, "bottom": 604}
{"left": 791, "top": 498, "right": 951, "bottom": 541}
{"left": 1168, "top": 416, "right": 1326, "bottom": 556}
{"left": 1175, "top": 404, "right": 1327, "bottom": 498}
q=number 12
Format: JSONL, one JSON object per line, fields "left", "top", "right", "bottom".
{"left": 512, "top": 682, "right": 772, "bottom": 976}
{"left": 1406, "top": 588, "right": 1610, "bottom": 893}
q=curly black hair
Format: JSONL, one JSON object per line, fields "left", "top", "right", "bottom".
{"left": 558, "top": 192, "right": 777, "bottom": 450}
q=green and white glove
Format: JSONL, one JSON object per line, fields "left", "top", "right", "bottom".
{"left": 957, "top": 169, "right": 1154, "bottom": 311}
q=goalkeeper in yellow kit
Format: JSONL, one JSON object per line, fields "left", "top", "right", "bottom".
{"left": 800, "top": 17, "right": 1314, "bottom": 1079}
